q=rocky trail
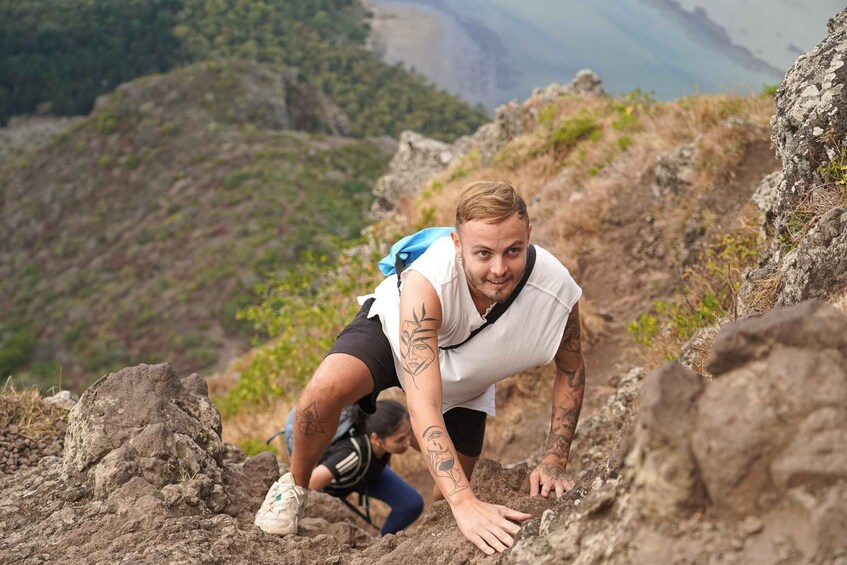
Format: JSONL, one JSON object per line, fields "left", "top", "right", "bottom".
{"left": 2, "top": 8, "right": 847, "bottom": 565}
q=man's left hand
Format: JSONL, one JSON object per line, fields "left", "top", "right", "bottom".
{"left": 529, "top": 460, "right": 574, "bottom": 499}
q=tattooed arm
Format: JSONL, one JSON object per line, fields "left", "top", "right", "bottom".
{"left": 530, "top": 301, "right": 585, "bottom": 499}
{"left": 401, "top": 271, "right": 531, "bottom": 555}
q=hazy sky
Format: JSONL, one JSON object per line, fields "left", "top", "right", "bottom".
{"left": 370, "top": 0, "right": 843, "bottom": 108}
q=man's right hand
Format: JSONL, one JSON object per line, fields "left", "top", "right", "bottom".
{"left": 451, "top": 494, "right": 532, "bottom": 555}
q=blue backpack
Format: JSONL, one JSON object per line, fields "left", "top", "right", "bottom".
{"left": 282, "top": 405, "right": 357, "bottom": 455}
{"left": 377, "top": 226, "right": 456, "bottom": 279}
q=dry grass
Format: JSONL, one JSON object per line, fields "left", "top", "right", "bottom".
{"left": 742, "top": 269, "right": 784, "bottom": 315}
{"left": 0, "top": 385, "right": 68, "bottom": 437}
{"left": 779, "top": 186, "right": 847, "bottom": 248}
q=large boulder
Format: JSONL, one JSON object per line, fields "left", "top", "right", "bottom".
{"left": 693, "top": 301, "right": 847, "bottom": 521}
{"left": 61, "top": 363, "right": 277, "bottom": 519}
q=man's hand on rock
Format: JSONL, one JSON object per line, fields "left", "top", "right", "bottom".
{"left": 530, "top": 459, "right": 574, "bottom": 499}
{"left": 451, "top": 494, "right": 532, "bottom": 555}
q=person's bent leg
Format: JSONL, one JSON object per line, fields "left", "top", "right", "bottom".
{"left": 366, "top": 467, "right": 424, "bottom": 535}
{"left": 290, "top": 353, "right": 375, "bottom": 488}
{"left": 255, "top": 353, "right": 374, "bottom": 536}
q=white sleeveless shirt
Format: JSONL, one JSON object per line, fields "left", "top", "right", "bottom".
{"left": 361, "top": 237, "right": 582, "bottom": 415}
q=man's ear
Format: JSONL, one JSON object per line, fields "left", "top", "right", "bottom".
{"left": 451, "top": 230, "right": 461, "bottom": 255}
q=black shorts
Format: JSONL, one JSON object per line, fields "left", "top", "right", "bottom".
{"left": 327, "top": 298, "right": 487, "bottom": 457}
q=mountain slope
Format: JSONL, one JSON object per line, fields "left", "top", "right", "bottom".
{"left": 0, "top": 60, "right": 393, "bottom": 389}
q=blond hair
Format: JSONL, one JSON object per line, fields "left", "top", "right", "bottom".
{"left": 455, "top": 180, "right": 529, "bottom": 227}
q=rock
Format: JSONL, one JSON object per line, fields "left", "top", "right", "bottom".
{"left": 180, "top": 373, "right": 208, "bottom": 397}
{"left": 63, "top": 363, "right": 224, "bottom": 479}
{"left": 750, "top": 171, "right": 783, "bottom": 231}
{"left": 770, "top": 8, "right": 847, "bottom": 234}
{"left": 652, "top": 138, "right": 699, "bottom": 198}
{"left": 473, "top": 100, "right": 529, "bottom": 163}
{"left": 692, "top": 301, "right": 847, "bottom": 517}
{"left": 44, "top": 390, "right": 78, "bottom": 410}
{"left": 626, "top": 362, "right": 707, "bottom": 518}
{"left": 531, "top": 69, "right": 607, "bottom": 105}
{"left": 740, "top": 516, "right": 764, "bottom": 535}
{"left": 775, "top": 206, "right": 847, "bottom": 305}
{"left": 706, "top": 299, "right": 847, "bottom": 375}
{"left": 370, "top": 131, "right": 462, "bottom": 216}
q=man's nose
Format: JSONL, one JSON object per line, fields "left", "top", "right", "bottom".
{"left": 490, "top": 256, "right": 508, "bottom": 276}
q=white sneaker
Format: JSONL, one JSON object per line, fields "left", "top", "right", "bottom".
{"left": 254, "top": 472, "right": 308, "bottom": 535}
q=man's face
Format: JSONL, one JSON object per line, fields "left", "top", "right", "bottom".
{"left": 453, "top": 213, "right": 531, "bottom": 306}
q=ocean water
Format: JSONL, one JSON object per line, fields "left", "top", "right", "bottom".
{"left": 370, "top": 0, "right": 843, "bottom": 108}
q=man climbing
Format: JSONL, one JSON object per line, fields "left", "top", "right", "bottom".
{"left": 255, "top": 179, "right": 585, "bottom": 555}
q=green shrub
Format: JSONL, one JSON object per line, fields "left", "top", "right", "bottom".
{"left": 215, "top": 241, "right": 382, "bottom": 417}
{"left": 239, "top": 437, "right": 278, "bottom": 457}
{"left": 537, "top": 111, "right": 601, "bottom": 157}
{"left": 0, "top": 324, "right": 37, "bottom": 378}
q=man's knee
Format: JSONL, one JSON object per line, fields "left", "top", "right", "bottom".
{"left": 303, "top": 353, "right": 375, "bottom": 408}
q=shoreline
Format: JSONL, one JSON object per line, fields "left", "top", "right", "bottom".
{"left": 362, "top": 0, "right": 501, "bottom": 109}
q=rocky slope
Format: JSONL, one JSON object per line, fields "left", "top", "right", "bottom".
{"left": 1, "top": 8, "right": 846, "bottom": 565}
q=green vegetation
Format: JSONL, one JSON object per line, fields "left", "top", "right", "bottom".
{"left": 542, "top": 111, "right": 602, "bottom": 155}
{"left": 628, "top": 226, "right": 760, "bottom": 360}
{"left": 215, "top": 243, "right": 382, "bottom": 417}
{"left": 1, "top": 73, "right": 393, "bottom": 390}
{"left": 761, "top": 84, "right": 779, "bottom": 97}
{"left": 0, "top": 324, "right": 37, "bottom": 380}
{"left": 239, "top": 437, "right": 278, "bottom": 457}
{"left": 0, "top": 0, "right": 487, "bottom": 139}
{"left": 817, "top": 145, "right": 847, "bottom": 191}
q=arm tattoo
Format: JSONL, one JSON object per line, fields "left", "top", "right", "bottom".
{"left": 400, "top": 302, "right": 439, "bottom": 389}
{"left": 296, "top": 401, "right": 327, "bottom": 437}
{"left": 545, "top": 405, "right": 581, "bottom": 458}
{"left": 422, "top": 425, "right": 468, "bottom": 497}
{"left": 555, "top": 303, "right": 585, "bottom": 389}
{"left": 547, "top": 304, "right": 585, "bottom": 459}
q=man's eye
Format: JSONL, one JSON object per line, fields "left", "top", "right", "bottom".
{"left": 477, "top": 250, "right": 490, "bottom": 258}
{"left": 508, "top": 247, "right": 520, "bottom": 255}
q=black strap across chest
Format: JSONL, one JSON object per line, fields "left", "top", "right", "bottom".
{"left": 439, "top": 243, "right": 537, "bottom": 351}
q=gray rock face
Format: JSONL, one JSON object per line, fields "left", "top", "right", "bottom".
{"left": 370, "top": 131, "right": 461, "bottom": 216}
{"left": 694, "top": 301, "right": 847, "bottom": 519}
{"left": 750, "top": 170, "right": 783, "bottom": 231}
{"left": 776, "top": 206, "right": 847, "bottom": 305}
{"left": 770, "top": 8, "right": 847, "bottom": 234}
{"left": 63, "top": 363, "right": 223, "bottom": 484}
{"left": 740, "top": 10, "right": 847, "bottom": 315}
{"left": 652, "top": 138, "right": 699, "bottom": 198}
{"left": 59, "top": 363, "right": 280, "bottom": 520}
{"left": 473, "top": 100, "right": 528, "bottom": 163}
{"left": 531, "top": 69, "right": 607, "bottom": 105}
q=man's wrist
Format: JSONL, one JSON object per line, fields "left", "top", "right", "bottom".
{"left": 447, "top": 488, "right": 477, "bottom": 508}
{"left": 541, "top": 453, "right": 569, "bottom": 467}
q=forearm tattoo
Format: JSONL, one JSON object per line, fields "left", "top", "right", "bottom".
{"left": 422, "top": 425, "right": 468, "bottom": 497}
{"left": 296, "top": 401, "right": 327, "bottom": 437}
{"left": 400, "top": 302, "right": 439, "bottom": 389}
{"left": 555, "top": 303, "right": 585, "bottom": 389}
{"left": 545, "top": 404, "right": 581, "bottom": 458}
{"left": 547, "top": 304, "right": 585, "bottom": 459}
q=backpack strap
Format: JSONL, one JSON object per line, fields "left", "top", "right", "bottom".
{"left": 440, "top": 244, "right": 537, "bottom": 351}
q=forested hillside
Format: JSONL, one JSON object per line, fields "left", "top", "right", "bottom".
{"left": 0, "top": 0, "right": 487, "bottom": 139}
{"left": 0, "top": 60, "right": 395, "bottom": 391}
